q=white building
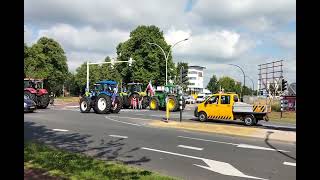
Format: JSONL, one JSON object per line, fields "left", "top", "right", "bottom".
{"left": 187, "top": 65, "right": 205, "bottom": 93}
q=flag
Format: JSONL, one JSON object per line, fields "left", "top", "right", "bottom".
{"left": 146, "top": 81, "right": 155, "bottom": 96}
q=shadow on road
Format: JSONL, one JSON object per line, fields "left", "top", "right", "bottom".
{"left": 24, "top": 121, "right": 150, "bottom": 165}
{"left": 264, "top": 131, "right": 296, "bottom": 161}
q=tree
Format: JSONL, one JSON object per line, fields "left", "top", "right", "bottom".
{"left": 24, "top": 37, "right": 69, "bottom": 96}
{"left": 217, "top": 76, "right": 237, "bottom": 92}
{"left": 74, "top": 62, "right": 101, "bottom": 93}
{"left": 115, "top": 25, "right": 175, "bottom": 86}
{"left": 206, "top": 75, "right": 219, "bottom": 93}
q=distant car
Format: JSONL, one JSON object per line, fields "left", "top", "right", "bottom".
{"left": 185, "top": 96, "right": 196, "bottom": 104}
{"left": 24, "top": 95, "right": 37, "bottom": 112}
{"left": 196, "top": 94, "right": 206, "bottom": 103}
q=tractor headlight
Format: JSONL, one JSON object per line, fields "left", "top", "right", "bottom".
{"left": 24, "top": 103, "right": 27, "bottom": 107}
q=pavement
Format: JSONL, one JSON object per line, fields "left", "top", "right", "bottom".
{"left": 24, "top": 105, "right": 296, "bottom": 180}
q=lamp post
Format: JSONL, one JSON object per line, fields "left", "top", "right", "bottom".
{"left": 227, "top": 64, "right": 245, "bottom": 100}
{"left": 148, "top": 38, "right": 189, "bottom": 85}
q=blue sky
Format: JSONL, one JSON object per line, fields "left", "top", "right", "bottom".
{"left": 24, "top": 0, "right": 296, "bottom": 88}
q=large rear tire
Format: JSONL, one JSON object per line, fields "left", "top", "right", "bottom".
{"left": 80, "top": 97, "right": 91, "bottom": 113}
{"left": 142, "top": 97, "right": 149, "bottom": 109}
{"left": 37, "top": 94, "right": 50, "bottom": 109}
{"left": 243, "top": 114, "right": 257, "bottom": 126}
{"left": 167, "top": 96, "right": 178, "bottom": 112}
{"left": 122, "top": 95, "right": 130, "bottom": 108}
{"left": 111, "top": 96, "right": 123, "bottom": 113}
{"left": 93, "top": 94, "right": 111, "bottom": 114}
{"left": 149, "top": 97, "right": 159, "bottom": 110}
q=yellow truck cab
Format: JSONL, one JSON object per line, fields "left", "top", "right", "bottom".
{"left": 194, "top": 93, "right": 269, "bottom": 126}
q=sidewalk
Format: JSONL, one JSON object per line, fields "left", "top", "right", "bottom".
{"left": 149, "top": 120, "right": 296, "bottom": 143}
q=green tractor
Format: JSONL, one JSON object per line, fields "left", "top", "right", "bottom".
{"left": 119, "top": 82, "right": 150, "bottom": 109}
{"left": 149, "top": 84, "right": 186, "bottom": 112}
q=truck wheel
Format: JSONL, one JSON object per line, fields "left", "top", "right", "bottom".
{"left": 93, "top": 94, "right": 111, "bottom": 114}
{"left": 80, "top": 97, "right": 91, "bottom": 113}
{"left": 243, "top": 115, "right": 257, "bottom": 126}
{"left": 111, "top": 96, "right": 123, "bottom": 113}
{"left": 199, "top": 112, "right": 207, "bottom": 122}
{"left": 149, "top": 97, "right": 159, "bottom": 110}
{"left": 167, "top": 96, "right": 178, "bottom": 112}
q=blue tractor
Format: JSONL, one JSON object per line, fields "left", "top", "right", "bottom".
{"left": 79, "top": 80, "right": 123, "bottom": 114}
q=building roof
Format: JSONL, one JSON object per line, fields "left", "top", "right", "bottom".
{"left": 188, "top": 65, "right": 206, "bottom": 70}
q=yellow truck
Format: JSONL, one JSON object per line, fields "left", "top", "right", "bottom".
{"left": 194, "top": 93, "right": 269, "bottom": 126}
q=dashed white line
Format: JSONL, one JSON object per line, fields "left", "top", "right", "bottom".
{"left": 52, "top": 129, "right": 69, "bottom": 132}
{"left": 108, "top": 116, "right": 153, "bottom": 121}
{"left": 105, "top": 117, "right": 142, "bottom": 126}
{"left": 178, "top": 136, "right": 237, "bottom": 145}
{"left": 109, "top": 135, "right": 128, "bottom": 139}
{"left": 178, "top": 145, "right": 203, "bottom": 151}
{"left": 283, "top": 162, "right": 296, "bottom": 167}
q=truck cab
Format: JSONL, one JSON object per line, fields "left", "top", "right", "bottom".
{"left": 194, "top": 93, "right": 269, "bottom": 126}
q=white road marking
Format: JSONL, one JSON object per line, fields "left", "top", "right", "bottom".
{"left": 105, "top": 117, "right": 142, "bottom": 126}
{"left": 141, "top": 147, "right": 267, "bottom": 180}
{"left": 109, "top": 135, "right": 128, "bottom": 139}
{"left": 65, "top": 105, "right": 79, "bottom": 108}
{"left": 283, "top": 162, "right": 296, "bottom": 167}
{"left": 178, "top": 145, "right": 203, "bottom": 151}
{"left": 52, "top": 129, "right": 69, "bottom": 132}
{"left": 178, "top": 136, "right": 289, "bottom": 152}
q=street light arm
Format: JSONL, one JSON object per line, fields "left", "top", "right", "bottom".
{"left": 166, "top": 37, "right": 189, "bottom": 60}
{"left": 148, "top": 42, "right": 167, "bottom": 58}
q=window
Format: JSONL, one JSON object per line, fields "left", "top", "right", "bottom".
{"left": 188, "top": 71, "right": 198, "bottom": 74}
{"left": 189, "top": 77, "right": 196, "bottom": 80}
{"left": 198, "top": 72, "right": 203, "bottom": 77}
{"left": 220, "top": 95, "right": 230, "bottom": 104}
{"left": 208, "top": 95, "right": 219, "bottom": 104}
{"left": 189, "top": 83, "right": 195, "bottom": 86}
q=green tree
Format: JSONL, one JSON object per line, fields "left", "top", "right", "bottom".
{"left": 206, "top": 74, "right": 219, "bottom": 93}
{"left": 217, "top": 76, "right": 237, "bottom": 92}
{"left": 24, "top": 37, "right": 69, "bottom": 96}
{"left": 115, "top": 25, "right": 175, "bottom": 86}
{"left": 74, "top": 62, "right": 101, "bottom": 92}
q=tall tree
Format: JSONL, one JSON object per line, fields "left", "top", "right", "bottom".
{"left": 217, "top": 76, "right": 236, "bottom": 92}
{"left": 24, "top": 37, "right": 69, "bottom": 96}
{"left": 206, "top": 74, "right": 219, "bottom": 93}
{"left": 115, "top": 25, "right": 175, "bottom": 86}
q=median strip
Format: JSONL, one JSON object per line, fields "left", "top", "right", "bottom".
{"left": 149, "top": 121, "right": 296, "bottom": 143}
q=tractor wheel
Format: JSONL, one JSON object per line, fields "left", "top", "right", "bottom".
{"left": 182, "top": 97, "right": 186, "bottom": 110}
{"left": 142, "top": 97, "right": 149, "bottom": 109}
{"left": 129, "top": 93, "right": 140, "bottom": 107}
{"left": 24, "top": 91, "right": 37, "bottom": 102}
{"left": 167, "top": 96, "right": 178, "bottom": 112}
{"left": 122, "top": 95, "right": 130, "bottom": 108}
{"left": 37, "top": 94, "right": 50, "bottom": 109}
{"left": 149, "top": 97, "right": 159, "bottom": 110}
{"left": 111, "top": 96, "right": 123, "bottom": 113}
{"left": 79, "top": 97, "right": 91, "bottom": 113}
{"left": 93, "top": 94, "right": 111, "bottom": 114}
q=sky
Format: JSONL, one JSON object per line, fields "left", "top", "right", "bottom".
{"left": 24, "top": 0, "right": 296, "bottom": 89}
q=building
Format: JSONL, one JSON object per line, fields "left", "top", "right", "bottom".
{"left": 187, "top": 65, "right": 205, "bottom": 94}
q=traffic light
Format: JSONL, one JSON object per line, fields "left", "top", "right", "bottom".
{"left": 282, "top": 79, "right": 288, "bottom": 91}
{"left": 128, "top": 57, "right": 133, "bottom": 67}
{"left": 180, "top": 66, "right": 188, "bottom": 85}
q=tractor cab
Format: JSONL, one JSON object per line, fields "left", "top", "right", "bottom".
{"left": 94, "top": 80, "right": 118, "bottom": 96}
{"left": 127, "top": 83, "right": 143, "bottom": 93}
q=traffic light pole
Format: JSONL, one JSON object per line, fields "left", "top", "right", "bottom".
{"left": 180, "top": 67, "right": 183, "bottom": 122}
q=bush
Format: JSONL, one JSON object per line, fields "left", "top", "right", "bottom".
{"left": 271, "top": 103, "right": 281, "bottom": 112}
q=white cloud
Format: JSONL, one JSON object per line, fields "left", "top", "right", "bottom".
{"left": 166, "top": 28, "right": 255, "bottom": 59}
{"left": 274, "top": 32, "right": 296, "bottom": 49}
{"left": 37, "top": 24, "right": 129, "bottom": 54}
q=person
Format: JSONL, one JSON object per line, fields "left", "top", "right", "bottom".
{"left": 132, "top": 96, "right": 137, "bottom": 109}
{"left": 138, "top": 96, "right": 143, "bottom": 109}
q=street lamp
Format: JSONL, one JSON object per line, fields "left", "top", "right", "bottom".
{"left": 245, "top": 76, "right": 255, "bottom": 96}
{"left": 148, "top": 37, "right": 189, "bottom": 85}
{"left": 227, "top": 64, "right": 245, "bottom": 100}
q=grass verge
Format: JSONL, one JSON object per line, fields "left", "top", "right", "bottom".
{"left": 55, "top": 96, "right": 79, "bottom": 103}
{"left": 24, "top": 142, "right": 179, "bottom": 180}
{"left": 268, "top": 111, "right": 296, "bottom": 124}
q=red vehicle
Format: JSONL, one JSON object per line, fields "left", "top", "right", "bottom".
{"left": 24, "top": 78, "right": 50, "bottom": 109}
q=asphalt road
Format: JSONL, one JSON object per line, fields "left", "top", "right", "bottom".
{"left": 24, "top": 107, "right": 296, "bottom": 180}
